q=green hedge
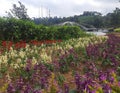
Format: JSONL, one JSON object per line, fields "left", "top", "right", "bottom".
{"left": 0, "top": 18, "right": 91, "bottom": 42}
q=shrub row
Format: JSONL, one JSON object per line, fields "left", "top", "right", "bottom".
{"left": 0, "top": 18, "right": 91, "bottom": 42}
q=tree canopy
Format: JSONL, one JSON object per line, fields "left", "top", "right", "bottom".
{"left": 7, "top": 1, "right": 29, "bottom": 20}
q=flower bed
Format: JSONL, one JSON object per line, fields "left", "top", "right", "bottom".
{"left": 1, "top": 35, "right": 120, "bottom": 93}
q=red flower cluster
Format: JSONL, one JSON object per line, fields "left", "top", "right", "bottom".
{"left": 14, "top": 41, "right": 26, "bottom": 49}
{"left": 2, "top": 41, "right": 13, "bottom": 50}
{"left": 30, "top": 40, "right": 62, "bottom": 46}
{"left": 0, "top": 40, "right": 62, "bottom": 52}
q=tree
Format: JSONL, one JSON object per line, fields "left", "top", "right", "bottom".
{"left": 83, "top": 11, "right": 102, "bottom": 16}
{"left": 7, "top": 1, "right": 29, "bottom": 20}
{"left": 111, "top": 8, "right": 120, "bottom": 27}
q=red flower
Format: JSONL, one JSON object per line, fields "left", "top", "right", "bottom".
{"left": 15, "top": 41, "right": 26, "bottom": 49}
{"left": 2, "top": 41, "right": 13, "bottom": 50}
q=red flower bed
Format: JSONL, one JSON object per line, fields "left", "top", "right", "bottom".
{"left": 30, "top": 40, "right": 62, "bottom": 46}
{"left": 0, "top": 40, "right": 62, "bottom": 53}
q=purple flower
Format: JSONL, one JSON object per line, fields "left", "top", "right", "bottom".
{"left": 24, "top": 84, "right": 32, "bottom": 93}
{"left": 34, "top": 64, "right": 38, "bottom": 70}
{"left": 99, "top": 72, "right": 107, "bottom": 81}
{"left": 110, "top": 56, "right": 118, "bottom": 66}
{"left": 33, "top": 89, "right": 42, "bottom": 93}
{"left": 91, "top": 90, "right": 96, "bottom": 93}
{"left": 109, "top": 77, "right": 114, "bottom": 83}
{"left": 64, "top": 83, "right": 69, "bottom": 93}
{"left": 103, "top": 84, "right": 111, "bottom": 93}
{"left": 16, "top": 77, "right": 24, "bottom": 90}
{"left": 7, "top": 83, "right": 16, "bottom": 93}
{"left": 68, "top": 48, "right": 74, "bottom": 53}
{"left": 40, "top": 77, "right": 48, "bottom": 89}
{"left": 118, "top": 82, "right": 120, "bottom": 87}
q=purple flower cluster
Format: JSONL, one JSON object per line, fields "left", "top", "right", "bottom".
{"left": 74, "top": 72, "right": 97, "bottom": 93}
{"left": 64, "top": 83, "right": 69, "bottom": 93}
{"left": 74, "top": 70, "right": 117, "bottom": 93}
{"left": 86, "top": 34, "right": 120, "bottom": 67}
{"left": 7, "top": 61, "right": 51, "bottom": 92}
{"left": 56, "top": 48, "right": 79, "bottom": 73}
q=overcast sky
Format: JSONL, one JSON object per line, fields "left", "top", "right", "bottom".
{"left": 0, "top": 0, "right": 119, "bottom": 18}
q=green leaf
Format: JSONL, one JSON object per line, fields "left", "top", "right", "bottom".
{"left": 69, "top": 89, "right": 76, "bottom": 93}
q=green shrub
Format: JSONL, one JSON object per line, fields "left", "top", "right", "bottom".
{"left": 114, "top": 28, "right": 120, "bottom": 32}
{"left": 0, "top": 18, "right": 6, "bottom": 40}
{"left": 0, "top": 18, "right": 92, "bottom": 42}
{"left": 55, "top": 26, "right": 91, "bottom": 40}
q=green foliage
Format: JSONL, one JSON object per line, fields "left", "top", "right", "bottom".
{"left": 79, "top": 16, "right": 95, "bottom": 24}
{"left": 114, "top": 28, "right": 120, "bottom": 32}
{"left": 18, "top": 68, "right": 34, "bottom": 80}
{"left": 56, "top": 26, "right": 89, "bottom": 40}
{"left": 43, "top": 62, "right": 54, "bottom": 71}
{"left": 69, "top": 90, "right": 77, "bottom": 93}
{"left": 78, "top": 15, "right": 103, "bottom": 28}
{"left": 110, "top": 8, "right": 120, "bottom": 27}
{"left": 0, "top": 17, "right": 91, "bottom": 42}
{"left": 56, "top": 73, "right": 65, "bottom": 85}
{"left": 0, "top": 18, "right": 35, "bottom": 41}
{"left": 0, "top": 18, "right": 6, "bottom": 40}
{"left": 111, "top": 86, "right": 120, "bottom": 93}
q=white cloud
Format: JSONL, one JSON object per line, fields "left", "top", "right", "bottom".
{"left": 0, "top": 0, "right": 119, "bottom": 17}
{"left": 0, "top": 0, "right": 12, "bottom": 16}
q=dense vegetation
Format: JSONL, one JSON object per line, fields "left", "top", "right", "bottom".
{"left": 0, "top": 18, "right": 91, "bottom": 42}
{"left": 33, "top": 8, "right": 120, "bottom": 28}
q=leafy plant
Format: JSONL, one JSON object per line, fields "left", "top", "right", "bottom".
{"left": 56, "top": 73, "right": 65, "bottom": 86}
{"left": 114, "top": 28, "right": 120, "bottom": 32}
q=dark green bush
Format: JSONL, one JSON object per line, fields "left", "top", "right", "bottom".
{"left": 0, "top": 17, "right": 91, "bottom": 42}
{"left": 0, "top": 18, "right": 36, "bottom": 42}
{"left": 56, "top": 26, "right": 91, "bottom": 40}
{"left": 0, "top": 18, "right": 6, "bottom": 40}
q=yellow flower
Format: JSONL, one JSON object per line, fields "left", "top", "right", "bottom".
{"left": 32, "top": 57, "right": 37, "bottom": 64}
{"left": 0, "top": 83, "right": 8, "bottom": 92}
{"left": 19, "top": 51, "right": 26, "bottom": 58}
{"left": 17, "top": 58, "right": 22, "bottom": 63}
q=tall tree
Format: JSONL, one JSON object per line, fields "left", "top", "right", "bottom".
{"left": 111, "top": 0, "right": 120, "bottom": 27}
{"left": 7, "top": 1, "right": 29, "bottom": 20}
